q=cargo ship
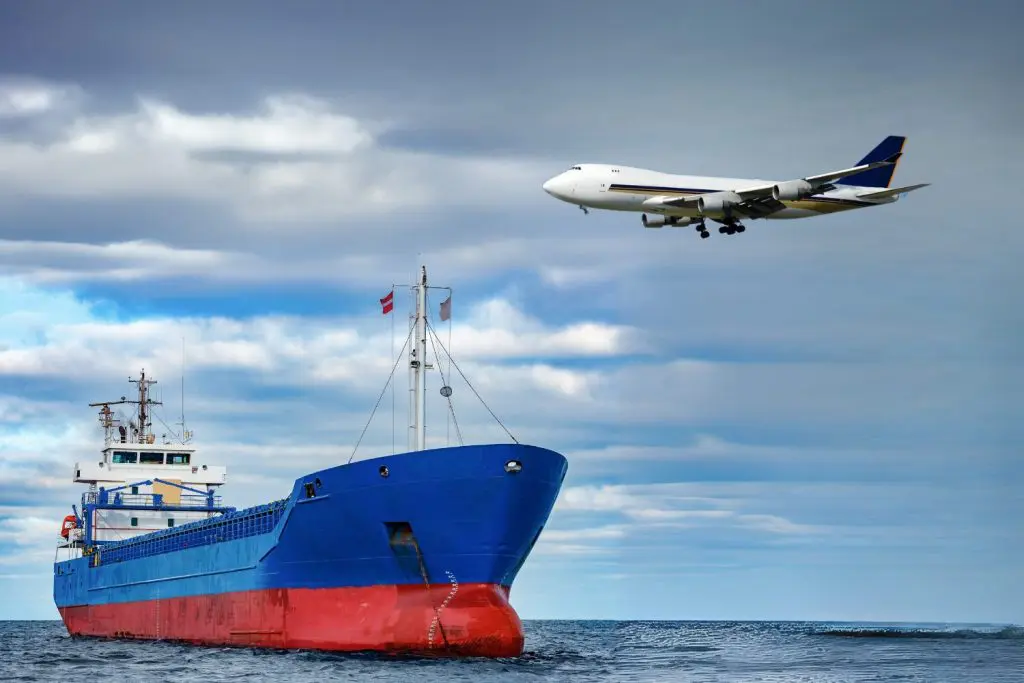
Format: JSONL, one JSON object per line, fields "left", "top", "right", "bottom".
{"left": 52, "top": 266, "right": 568, "bottom": 657}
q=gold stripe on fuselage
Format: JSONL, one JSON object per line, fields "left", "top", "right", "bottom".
{"left": 786, "top": 199, "right": 859, "bottom": 213}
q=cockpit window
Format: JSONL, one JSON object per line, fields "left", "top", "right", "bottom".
{"left": 570, "top": 166, "right": 582, "bottom": 170}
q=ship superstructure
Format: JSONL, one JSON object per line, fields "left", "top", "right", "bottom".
{"left": 56, "top": 371, "right": 228, "bottom": 563}
{"left": 53, "top": 266, "right": 567, "bottom": 657}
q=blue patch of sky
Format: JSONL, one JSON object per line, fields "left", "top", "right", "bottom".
{"left": 0, "top": 377, "right": 86, "bottom": 402}
{"left": 68, "top": 271, "right": 591, "bottom": 323}
{"left": 71, "top": 282, "right": 369, "bottom": 320}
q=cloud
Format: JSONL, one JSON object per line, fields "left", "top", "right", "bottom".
{"left": 0, "top": 514, "right": 61, "bottom": 567}
{"left": 546, "top": 481, "right": 825, "bottom": 564}
{"left": 131, "top": 95, "right": 375, "bottom": 155}
{"left": 0, "top": 87, "right": 550, "bottom": 222}
{"left": 0, "top": 279, "right": 640, "bottom": 388}
{"left": 531, "top": 477, "right": 833, "bottom": 559}
{"left": 555, "top": 482, "right": 819, "bottom": 533}
{"left": 5, "top": 273, "right": 1016, "bottom": 465}
{"left": 0, "top": 84, "right": 1015, "bottom": 382}
{"left": 0, "top": 79, "right": 77, "bottom": 118}
{"left": 533, "top": 524, "right": 628, "bottom": 556}
{"left": 0, "top": 279, "right": 642, "bottom": 526}
{"left": 446, "top": 297, "right": 642, "bottom": 358}
{"left": 0, "top": 239, "right": 234, "bottom": 285}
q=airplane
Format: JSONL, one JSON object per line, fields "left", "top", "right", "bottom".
{"left": 541, "top": 135, "right": 928, "bottom": 239}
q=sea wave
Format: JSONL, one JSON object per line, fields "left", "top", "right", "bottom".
{"left": 812, "top": 624, "right": 1024, "bottom": 640}
{"left": 3, "top": 620, "right": 1024, "bottom": 682}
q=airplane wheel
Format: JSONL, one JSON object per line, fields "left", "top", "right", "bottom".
{"left": 700, "top": 231, "right": 709, "bottom": 239}
{"left": 719, "top": 226, "right": 727, "bottom": 234}
{"left": 736, "top": 225, "right": 746, "bottom": 233}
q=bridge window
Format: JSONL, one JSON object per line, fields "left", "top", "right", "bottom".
{"left": 167, "top": 453, "right": 190, "bottom": 465}
{"left": 140, "top": 452, "right": 164, "bottom": 465}
{"left": 112, "top": 451, "right": 138, "bottom": 464}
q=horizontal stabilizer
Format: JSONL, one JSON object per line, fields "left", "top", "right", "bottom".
{"left": 856, "top": 183, "right": 930, "bottom": 200}
{"left": 804, "top": 157, "right": 898, "bottom": 185}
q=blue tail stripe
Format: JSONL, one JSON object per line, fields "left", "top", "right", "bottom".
{"left": 836, "top": 135, "right": 906, "bottom": 188}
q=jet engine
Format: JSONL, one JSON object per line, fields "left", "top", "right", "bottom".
{"left": 642, "top": 214, "right": 697, "bottom": 228}
{"left": 771, "top": 179, "right": 813, "bottom": 201}
{"left": 696, "top": 191, "right": 741, "bottom": 218}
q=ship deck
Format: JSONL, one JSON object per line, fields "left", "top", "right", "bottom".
{"left": 86, "top": 498, "right": 289, "bottom": 567}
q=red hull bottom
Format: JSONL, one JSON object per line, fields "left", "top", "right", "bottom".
{"left": 58, "top": 583, "right": 524, "bottom": 658}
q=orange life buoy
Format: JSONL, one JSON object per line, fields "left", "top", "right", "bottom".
{"left": 60, "top": 514, "right": 77, "bottom": 539}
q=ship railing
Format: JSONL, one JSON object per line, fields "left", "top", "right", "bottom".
{"left": 54, "top": 529, "right": 84, "bottom": 563}
{"left": 83, "top": 491, "right": 224, "bottom": 510}
{"left": 55, "top": 528, "right": 84, "bottom": 546}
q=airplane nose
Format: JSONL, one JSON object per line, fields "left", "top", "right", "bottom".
{"left": 543, "top": 174, "right": 572, "bottom": 199}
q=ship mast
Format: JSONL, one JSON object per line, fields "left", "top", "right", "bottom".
{"left": 410, "top": 265, "right": 429, "bottom": 451}
{"left": 89, "top": 369, "right": 163, "bottom": 445}
{"left": 132, "top": 370, "right": 158, "bottom": 442}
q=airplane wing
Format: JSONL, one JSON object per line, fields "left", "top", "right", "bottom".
{"left": 728, "top": 195, "right": 788, "bottom": 218}
{"left": 643, "top": 193, "right": 787, "bottom": 218}
{"left": 645, "top": 194, "right": 701, "bottom": 209}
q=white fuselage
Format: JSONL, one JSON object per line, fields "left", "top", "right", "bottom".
{"left": 542, "top": 164, "right": 894, "bottom": 220}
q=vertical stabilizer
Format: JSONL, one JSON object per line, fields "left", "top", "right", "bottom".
{"left": 836, "top": 135, "right": 906, "bottom": 188}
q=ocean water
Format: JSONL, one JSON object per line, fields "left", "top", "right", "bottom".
{"left": 1, "top": 620, "right": 1021, "bottom": 682}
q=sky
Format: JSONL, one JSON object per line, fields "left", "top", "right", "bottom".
{"left": 0, "top": 0, "right": 1022, "bottom": 623}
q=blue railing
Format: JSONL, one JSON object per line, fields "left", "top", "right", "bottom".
{"left": 84, "top": 490, "right": 224, "bottom": 510}
{"left": 94, "top": 498, "right": 289, "bottom": 567}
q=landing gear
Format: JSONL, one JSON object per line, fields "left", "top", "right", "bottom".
{"left": 718, "top": 223, "right": 747, "bottom": 235}
{"left": 695, "top": 221, "right": 710, "bottom": 239}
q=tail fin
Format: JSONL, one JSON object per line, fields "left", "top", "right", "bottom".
{"left": 836, "top": 135, "right": 906, "bottom": 188}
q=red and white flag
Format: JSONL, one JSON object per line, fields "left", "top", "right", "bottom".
{"left": 380, "top": 290, "right": 394, "bottom": 315}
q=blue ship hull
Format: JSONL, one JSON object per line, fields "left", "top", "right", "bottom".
{"left": 54, "top": 444, "right": 567, "bottom": 656}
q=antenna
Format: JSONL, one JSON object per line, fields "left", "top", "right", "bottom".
{"left": 178, "top": 337, "right": 191, "bottom": 444}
